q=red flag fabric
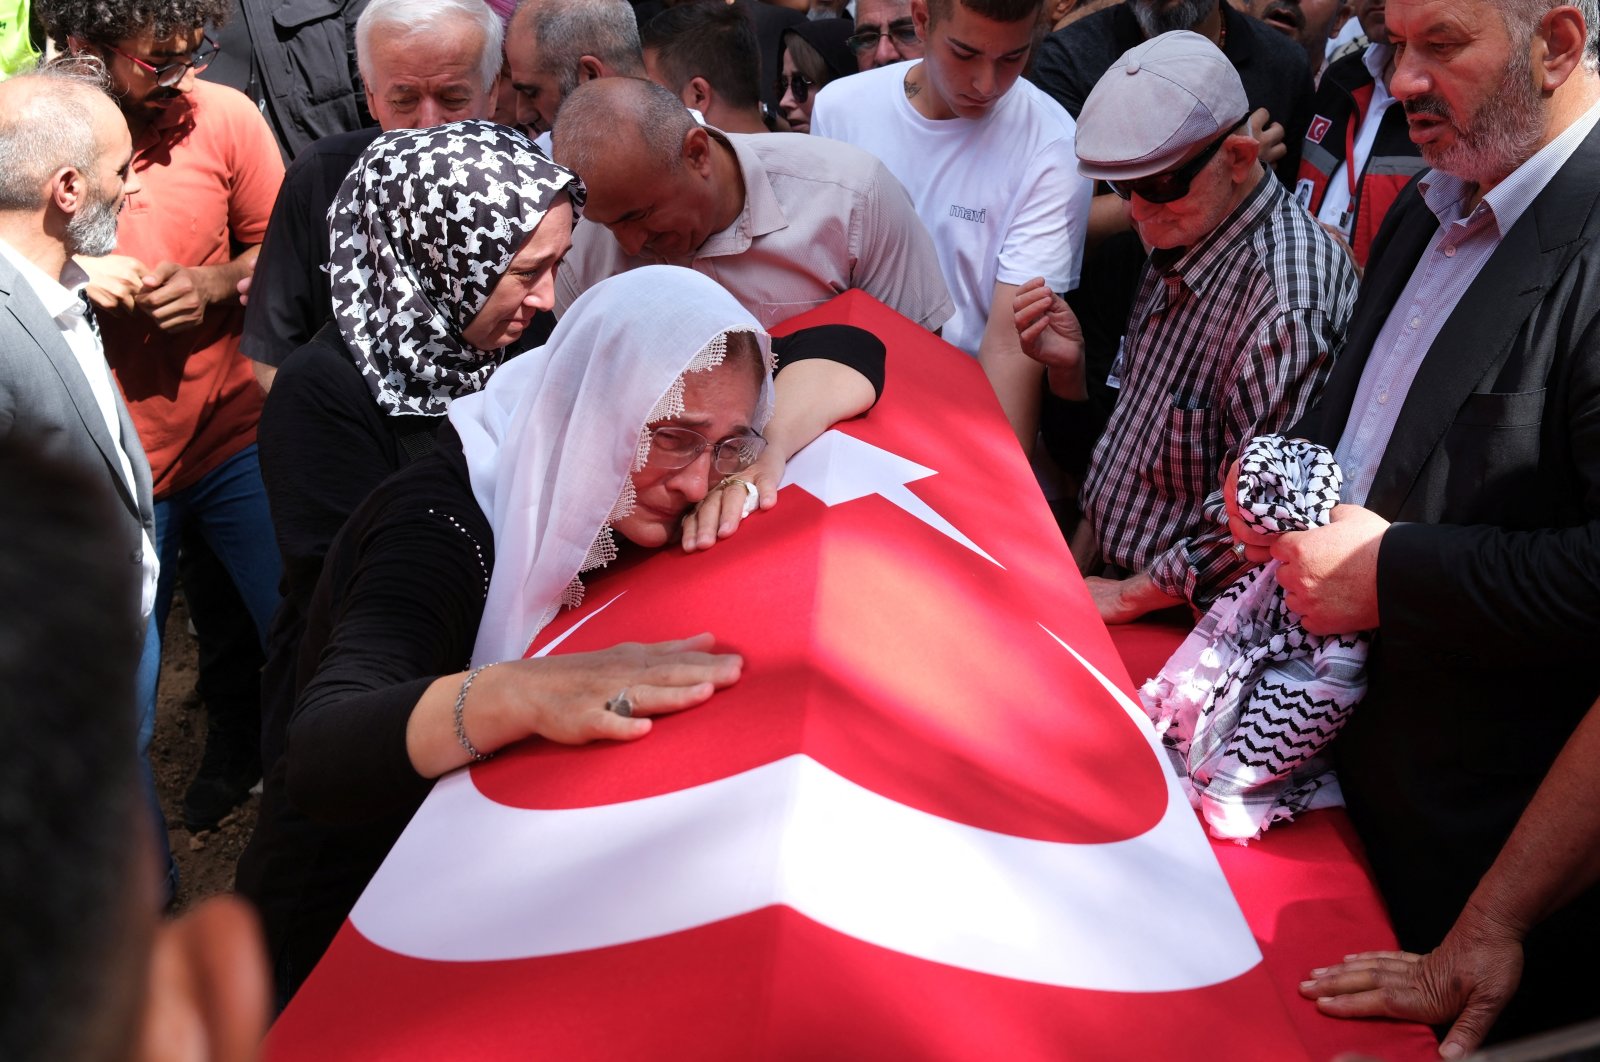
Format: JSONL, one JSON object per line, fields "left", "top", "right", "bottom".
{"left": 265, "top": 292, "right": 1437, "bottom": 1061}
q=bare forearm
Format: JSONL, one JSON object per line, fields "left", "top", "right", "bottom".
{"left": 406, "top": 670, "right": 480, "bottom": 778}
{"left": 193, "top": 245, "right": 261, "bottom": 306}
{"left": 766, "top": 359, "right": 876, "bottom": 461}
{"left": 252, "top": 361, "right": 277, "bottom": 393}
{"left": 1463, "top": 694, "right": 1600, "bottom": 937}
{"left": 1086, "top": 193, "right": 1133, "bottom": 254}
{"left": 981, "top": 282, "right": 1042, "bottom": 453}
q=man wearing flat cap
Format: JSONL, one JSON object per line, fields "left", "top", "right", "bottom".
{"left": 1015, "top": 30, "right": 1356, "bottom": 623}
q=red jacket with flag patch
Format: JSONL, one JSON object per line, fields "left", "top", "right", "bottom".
{"left": 1294, "top": 49, "right": 1426, "bottom": 267}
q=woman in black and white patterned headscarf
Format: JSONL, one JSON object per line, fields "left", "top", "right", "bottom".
{"left": 327, "top": 118, "right": 582, "bottom": 417}
{"left": 254, "top": 119, "right": 581, "bottom": 803}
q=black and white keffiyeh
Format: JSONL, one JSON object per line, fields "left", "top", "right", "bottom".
{"left": 327, "top": 119, "right": 581, "bottom": 417}
{"left": 1139, "top": 436, "right": 1371, "bottom": 842}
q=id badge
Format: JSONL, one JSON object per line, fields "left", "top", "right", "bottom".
{"left": 1105, "top": 336, "right": 1126, "bottom": 391}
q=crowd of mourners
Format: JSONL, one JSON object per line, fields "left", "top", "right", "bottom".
{"left": 1, "top": 0, "right": 1598, "bottom": 1056}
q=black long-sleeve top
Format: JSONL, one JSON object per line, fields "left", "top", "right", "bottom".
{"left": 239, "top": 323, "right": 885, "bottom": 1002}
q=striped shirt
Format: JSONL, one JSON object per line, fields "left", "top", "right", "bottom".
{"left": 1081, "top": 173, "right": 1359, "bottom": 606}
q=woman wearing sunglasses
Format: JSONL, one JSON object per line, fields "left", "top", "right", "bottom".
{"left": 778, "top": 20, "right": 859, "bottom": 134}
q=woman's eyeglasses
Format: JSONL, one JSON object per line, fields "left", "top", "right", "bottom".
{"left": 104, "top": 34, "right": 219, "bottom": 88}
{"left": 647, "top": 426, "right": 767, "bottom": 475}
{"left": 1105, "top": 118, "right": 1248, "bottom": 205}
{"left": 778, "top": 72, "right": 817, "bottom": 105}
{"left": 846, "top": 18, "right": 920, "bottom": 54}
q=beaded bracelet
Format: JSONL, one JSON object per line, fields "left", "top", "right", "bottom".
{"left": 453, "top": 662, "right": 499, "bottom": 762}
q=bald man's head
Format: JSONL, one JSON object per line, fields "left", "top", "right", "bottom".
{"left": 553, "top": 76, "right": 693, "bottom": 175}
{"left": 0, "top": 61, "right": 114, "bottom": 211}
{"left": 553, "top": 78, "right": 727, "bottom": 263}
{"left": 0, "top": 60, "right": 137, "bottom": 260}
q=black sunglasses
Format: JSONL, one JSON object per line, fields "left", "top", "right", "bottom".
{"left": 846, "top": 18, "right": 920, "bottom": 53}
{"left": 1106, "top": 118, "right": 1248, "bottom": 204}
{"left": 778, "top": 71, "right": 816, "bottom": 104}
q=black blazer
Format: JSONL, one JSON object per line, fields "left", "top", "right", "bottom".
{"left": 1295, "top": 121, "right": 1600, "bottom": 1036}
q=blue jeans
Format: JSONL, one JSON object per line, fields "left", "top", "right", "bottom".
{"left": 135, "top": 443, "right": 282, "bottom": 903}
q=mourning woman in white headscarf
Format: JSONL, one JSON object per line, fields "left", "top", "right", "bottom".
{"left": 238, "top": 264, "right": 882, "bottom": 1004}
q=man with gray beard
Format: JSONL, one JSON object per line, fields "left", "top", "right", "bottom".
{"left": 0, "top": 60, "right": 161, "bottom": 889}
{"left": 1225, "top": 0, "right": 1600, "bottom": 1043}
{"left": 0, "top": 60, "right": 155, "bottom": 619}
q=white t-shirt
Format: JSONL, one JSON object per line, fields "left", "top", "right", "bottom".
{"left": 812, "top": 60, "right": 1091, "bottom": 357}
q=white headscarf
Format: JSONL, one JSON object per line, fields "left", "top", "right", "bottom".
{"left": 449, "top": 266, "right": 774, "bottom": 665}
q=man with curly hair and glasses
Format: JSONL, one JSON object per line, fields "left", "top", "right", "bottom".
{"left": 34, "top": 0, "right": 285, "bottom": 904}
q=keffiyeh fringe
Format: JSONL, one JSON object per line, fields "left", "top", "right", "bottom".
{"left": 1139, "top": 436, "right": 1371, "bottom": 842}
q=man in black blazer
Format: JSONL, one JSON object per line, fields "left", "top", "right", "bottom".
{"left": 1227, "top": 0, "right": 1600, "bottom": 1042}
{"left": 0, "top": 62, "right": 167, "bottom": 893}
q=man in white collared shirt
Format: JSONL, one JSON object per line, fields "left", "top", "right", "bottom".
{"left": 551, "top": 76, "right": 954, "bottom": 334}
{"left": 0, "top": 59, "right": 168, "bottom": 892}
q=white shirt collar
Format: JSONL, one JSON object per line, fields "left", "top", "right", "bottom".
{"left": 0, "top": 237, "right": 89, "bottom": 321}
{"left": 1420, "top": 95, "right": 1600, "bottom": 238}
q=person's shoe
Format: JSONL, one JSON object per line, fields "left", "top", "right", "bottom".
{"left": 182, "top": 723, "right": 261, "bottom": 833}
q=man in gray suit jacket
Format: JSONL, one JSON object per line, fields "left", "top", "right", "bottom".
{"left": 0, "top": 60, "right": 169, "bottom": 896}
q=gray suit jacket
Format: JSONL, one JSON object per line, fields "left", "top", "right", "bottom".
{"left": 0, "top": 252, "right": 156, "bottom": 608}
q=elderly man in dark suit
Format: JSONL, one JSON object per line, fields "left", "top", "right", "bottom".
{"left": 0, "top": 60, "right": 164, "bottom": 890}
{"left": 1227, "top": 0, "right": 1600, "bottom": 1044}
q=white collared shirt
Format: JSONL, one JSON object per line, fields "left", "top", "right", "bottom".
{"left": 0, "top": 237, "right": 159, "bottom": 619}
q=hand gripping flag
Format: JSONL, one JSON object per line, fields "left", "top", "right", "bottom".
{"left": 267, "top": 293, "right": 1437, "bottom": 1062}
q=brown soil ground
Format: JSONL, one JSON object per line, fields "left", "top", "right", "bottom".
{"left": 152, "top": 591, "right": 260, "bottom": 915}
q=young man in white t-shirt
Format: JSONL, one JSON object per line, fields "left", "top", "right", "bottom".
{"left": 811, "top": 0, "right": 1090, "bottom": 455}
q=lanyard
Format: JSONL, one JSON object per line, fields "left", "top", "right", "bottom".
{"left": 1344, "top": 112, "right": 1360, "bottom": 201}
{"left": 1336, "top": 110, "right": 1361, "bottom": 234}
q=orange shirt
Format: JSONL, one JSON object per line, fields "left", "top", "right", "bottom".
{"left": 103, "top": 80, "right": 285, "bottom": 498}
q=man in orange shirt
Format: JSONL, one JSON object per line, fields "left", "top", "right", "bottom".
{"left": 36, "top": 0, "right": 285, "bottom": 901}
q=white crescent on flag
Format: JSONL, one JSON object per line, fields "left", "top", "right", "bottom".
{"left": 350, "top": 621, "right": 1260, "bottom": 991}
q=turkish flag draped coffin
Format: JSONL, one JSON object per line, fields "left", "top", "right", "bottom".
{"left": 267, "top": 293, "right": 1436, "bottom": 1061}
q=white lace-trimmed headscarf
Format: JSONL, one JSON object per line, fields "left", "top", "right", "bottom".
{"left": 327, "top": 119, "right": 581, "bottom": 417}
{"left": 449, "top": 266, "right": 774, "bottom": 666}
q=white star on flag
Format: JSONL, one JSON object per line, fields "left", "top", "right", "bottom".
{"left": 780, "top": 430, "right": 1001, "bottom": 567}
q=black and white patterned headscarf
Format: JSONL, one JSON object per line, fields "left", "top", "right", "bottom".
{"left": 328, "top": 120, "right": 581, "bottom": 417}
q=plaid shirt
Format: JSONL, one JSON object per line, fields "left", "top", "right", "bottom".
{"left": 1081, "top": 173, "right": 1359, "bottom": 607}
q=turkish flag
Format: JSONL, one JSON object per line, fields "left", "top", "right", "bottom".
{"left": 266, "top": 293, "right": 1436, "bottom": 1061}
